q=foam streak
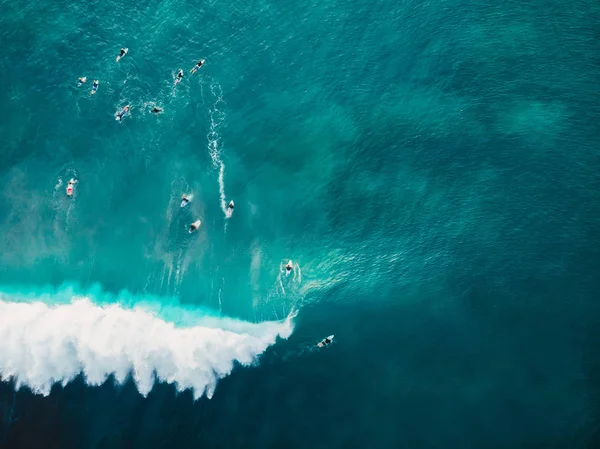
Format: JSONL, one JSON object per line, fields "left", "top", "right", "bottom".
{"left": 206, "top": 82, "right": 231, "bottom": 219}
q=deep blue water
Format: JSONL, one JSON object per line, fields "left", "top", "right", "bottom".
{"left": 1, "top": 0, "right": 600, "bottom": 447}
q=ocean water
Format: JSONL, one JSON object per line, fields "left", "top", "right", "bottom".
{"left": 1, "top": 0, "right": 600, "bottom": 447}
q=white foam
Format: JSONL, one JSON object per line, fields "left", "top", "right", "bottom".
{"left": 0, "top": 297, "right": 294, "bottom": 399}
{"left": 206, "top": 82, "right": 230, "bottom": 219}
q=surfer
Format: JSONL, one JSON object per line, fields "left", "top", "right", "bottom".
{"left": 181, "top": 194, "right": 191, "bottom": 207}
{"left": 115, "top": 105, "right": 130, "bottom": 121}
{"left": 285, "top": 261, "right": 293, "bottom": 273}
{"left": 228, "top": 200, "right": 234, "bottom": 210}
{"left": 66, "top": 178, "right": 77, "bottom": 197}
{"left": 190, "top": 59, "right": 205, "bottom": 74}
{"left": 174, "top": 69, "right": 184, "bottom": 85}
{"left": 189, "top": 220, "right": 201, "bottom": 233}
{"left": 317, "top": 336, "right": 334, "bottom": 348}
{"left": 91, "top": 80, "right": 99, "bottom": 95}
{"left": 151, "top": 106, "right": 163, "bottom": 116}
{"left": 116, "top": 48, "right": 128, "bottom": 62}
{"left": 77, "top": 77, "right": 87, "bottom": 86}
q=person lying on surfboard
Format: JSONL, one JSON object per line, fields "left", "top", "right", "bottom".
{"left": 190, "top": 59, "right": 205, "bottom": 74}
{"left": 174, "top": 69, "right": 184, "bottom": 85}
{"left": 317, "top": 335, "right": 334, "bottom": 348}
{"left": 116, "top": 48, "right": 128, "bottom": 62}
{"left": 115, "top": 105, "right": 130, "bottom": 121}
{"left": 181, "top": 194, "right": 191, "bottom": 207}
{"left": 66, "top": 179, "right": 77, "bottom": 197}
{"left": 189, "top": 220, "right": 201, "bottom": 233}
{"left": 91, "top": 80, "right": 99, "bottom": 95}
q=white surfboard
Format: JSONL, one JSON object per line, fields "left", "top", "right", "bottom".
{"left": 181, "top": 194, "right": 192, "bottom": 207}
{"left": 225, "top": 200, "right": 234, "bottom": 218}
{"left": 116, "top": 48, "right": 128, "bottom": 62}
{"left": 189, "top": 220, "right": 201, "bottom": 233}
{"left": 317, "top": 335, "right": 334, "bottom": 347}
{"left": 66, "top": 179, "right": 76, "bottom": 197}
{"left": 174, "top": 70, "right": 184, "bottom": 85}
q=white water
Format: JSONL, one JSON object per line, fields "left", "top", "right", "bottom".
{"left": 206, "top": 82, "right": 230, "bottom": 219}
{"left": 0, "top": 297, "right": 294, "bottom": 399}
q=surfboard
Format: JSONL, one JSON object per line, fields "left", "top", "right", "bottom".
{"left": 226, "top": 201, "right": 234, "bottom": 218}
{"left": 189, "top": 220, "right": 201, "bottom": 233}
{"left": 116, "top": 48, "right": 128, "bottom": 62}
{"left": 66, "top": 179, "right": 76, "bottom": 196}
{"left": 174, "top": 70, "right": 184, "bottom": 85}
{"left": 317, "top": 335, "right": 334, "bottom": 347}
{"left": 181, "top": 194, "right": 193, "bottom": 207}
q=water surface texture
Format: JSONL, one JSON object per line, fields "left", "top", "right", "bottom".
{"left": 0, "top": 0, "right": 599, "bottom": 447}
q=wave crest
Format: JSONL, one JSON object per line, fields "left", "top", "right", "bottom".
{"left": 0, "top": 297, "right": 294, "bottom": 399}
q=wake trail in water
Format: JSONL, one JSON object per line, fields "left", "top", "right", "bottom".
{"left": 0, "top": 291, "right": 295, "bottom": 400}
{"left": 206, "top": 82, "right": 231, "bottom": 221}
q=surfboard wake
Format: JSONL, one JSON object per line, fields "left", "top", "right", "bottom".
{"left": 206, "top": 82, "right": 231, "bottom": 220}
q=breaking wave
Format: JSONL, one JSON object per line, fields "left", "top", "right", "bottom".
{"left": 0, "top": 287, "right": 294, "bottom": 400}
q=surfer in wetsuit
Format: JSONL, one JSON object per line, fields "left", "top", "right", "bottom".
{"left": 151, "top": 106, "right": 163, "bottom": 116}
{"left": 174, "top": 69, "right": 184, "bottom": 85}
{"left": 286, "top": 261, "right": 293, "bottom": 272}
{"left": 181, "top": 194, "right": 190, "bottom": 205}
{"left": 91, "top": 80, "right": 99, "bottom": 95}
{"left": 189, "top": 220, "right": 201, "bottom": 233}
{"left": 190, "top": 59, "right": 205, "bottom": 74}
{"left": 116, "top": 105, "right": 130, "bottom": 121}
{"left": 77, "top": 77, "right": 87, "bottom": 86}
{"left": 317, "top": 336, "right": 332, "bottom": 348}
{"left": 228, "top": 200, "right": 234, "bottom": 210}
{"left": 116, "top": 48, "right": 127, "bottom": 62}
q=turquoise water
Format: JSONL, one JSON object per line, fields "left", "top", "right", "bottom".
{"left": 1, "top": 0, "right": 600, "bottom": 447}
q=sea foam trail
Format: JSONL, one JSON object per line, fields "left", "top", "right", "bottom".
{"left": 0, "top": 298, "right": 294, "bottom": 399}
{"left": 206, "top": 82, "right": 231, "bottom": 219}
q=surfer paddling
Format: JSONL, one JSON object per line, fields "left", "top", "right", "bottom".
{"left": 190, "top": 59, "right": 205, "bottom": 74}
{"left": 66, "top": 178, "right": 77, "bottom": 197}
{"left": 317, "top": 335, "right": 334, "bottom": 348}
{"left": 189, "top": 219, "right": 201, "bottom": 233}
{"left": 174, "top": 69, "right": 184, "bottom": 85}
{"left": 115, "top": 105, "right": 130, "bottom": 121}
{"left": 116, "top": 48, "right": 128, "bottom": 62}
{"left": 181, "top": 194, "right": 191, "bottom": 207}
